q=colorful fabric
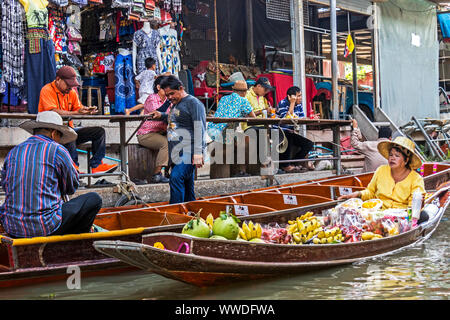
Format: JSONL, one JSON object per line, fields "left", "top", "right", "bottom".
{"left": 49, "top": 0, "right": 69, "bottom": 6}
{"left": 26, "top": 36, "right": 56, "bottom": 114}
{"left": 135, "top": 69, "right": 157, "bottom": 103}
{"left": 133, "top": 28, "right": 161, "bottom": 74}
{"left": 158, "top": 25, "right": 180, "bottom": 75}
{"left": 360, "top": 165, "right": 425, "bottom": 209}
{"left": 1, "top": 0, "right": 26, "bottom": 91}
{"left": 114, "top": 53, "right": 136, "bottom": 113}
{"left": 48, "top": 7, "right": 65, "bottom": 53}
{"left": 26, "top": 28, "right": 49, "bottom": 54}
{"left": 137, "top": 93, "right": 170, "bottom": 136}
{"left": 207, "top": 93, "right": 253, "bottom": 143}
{"left": 19, "top": 0, "right": 49, "bottom": 28}
{"left": 0, "top": 135, "right": 79, "bottom": 238}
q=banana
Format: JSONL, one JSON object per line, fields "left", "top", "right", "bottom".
{"left": 242, "top": 222, "right": 252, "bottom": 240}
{"left": 297, "top": 220, "right": 304, "bottom": 233}
{"left": 288, "top": 224, "right": 298, "bottom": 234}
{"left": 330, "top": 228, "right": 337, "bottom": 237}
{"left": 327, "top": 236, "right": 334, "bottom": 244}
{"left": 206, "top": 214, "right": 214, "bottom": 229}
{"left": 293, "top": 233, "right": 301, "bottom": 244}
{"left": 248, "top": 221, "right": 254, "bottom": 231}
{"left": 256, "top": 223, "right": 262, "bottom": 238}
{"left": 239, "top": 228, "right": 247, "bottom": 240}
{"left": 307, "top": 231, "right": 314, "bottom": 240}
{"left": 313, "top": 238, "right": 321, "bottom": 244}
{"left": 251, "top": 226, "right": 258, "bottom": 239}
{"left": 321, "top": 238, "right": 327, "bottom": 244}
{"left": 288, "top": 220, "right": 295, "bottom": 225}
{"left": 318, "top": 230, "right": 325, "bottom": 239}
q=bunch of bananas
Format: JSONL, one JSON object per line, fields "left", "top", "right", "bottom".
{"left": 287, "top": 212, "right": 324, "bottom": 244}
{"left": 313, "top": 227, "right": 343, "bottom": 244}
{"left": 239, "top": 221, "right": 262, "bottom": 241}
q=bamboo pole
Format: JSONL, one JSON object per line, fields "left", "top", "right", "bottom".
{"left": 214, "top": 0, "right": 219, "bottom": 104}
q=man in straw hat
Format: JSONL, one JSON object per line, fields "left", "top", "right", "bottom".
{"left": 0, "top": 111, "right": 102, "bottom": 238}
{"left": 207, "top": 80, "right": 256, "bottom": 178}
{"left": 339, "top": 136, "right": 425, "bottom": 210}
{"left": 38, "top": 65, "right": 118, "bottom": 174}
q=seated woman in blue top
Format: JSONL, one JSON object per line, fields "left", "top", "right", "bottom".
{"left": 276, "top": 86, "right": 314, "bottom": 173}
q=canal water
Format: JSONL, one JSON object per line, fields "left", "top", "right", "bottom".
{"left": 1, "top": 212, "right": 448, "bottom": 300}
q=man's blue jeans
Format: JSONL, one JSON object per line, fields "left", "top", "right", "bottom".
{"left": 64, "top": 127, "right": 106, "bottom": 168}
{"left": 169, "top": 162, "right": 196, "bottom": 204}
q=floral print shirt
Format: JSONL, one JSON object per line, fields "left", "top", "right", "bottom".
{"left": 207, "top": 92, "right": 253, "bottom": 143}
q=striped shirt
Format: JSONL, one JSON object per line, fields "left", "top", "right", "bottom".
{"left": 0, "top": 135, "right": 79, "bottom": 238}
{"left": 276, "top": 97, "right": 306, "bottom": 119}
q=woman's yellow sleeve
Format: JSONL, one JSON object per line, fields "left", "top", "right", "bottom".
{"left": 360, "top": 167, "right": 380, "bottom": 200}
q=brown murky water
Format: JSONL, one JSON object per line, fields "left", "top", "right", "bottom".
{"left": 1, "top": 212, "right": 448, "bottom": 300}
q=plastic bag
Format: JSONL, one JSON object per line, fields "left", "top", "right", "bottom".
{"left": 382, "top": 219, "right": 399, "bottom": 236}
{"left": 261, "top": 223, "right": 292, "bottom": 244}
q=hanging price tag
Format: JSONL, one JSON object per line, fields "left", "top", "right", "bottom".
{"left": 234, "top": 205, "right": 249, "bottom": 216}
{"left": 283, "top": 195, "right": 298, "bottom": 205}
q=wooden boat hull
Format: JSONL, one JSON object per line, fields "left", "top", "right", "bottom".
{"left": 0, "top": 163, "right": 448, "bottom": 288}
{"left": 94, "top": 240, "right": 362, "bottom": 287}
{"left": 93, "top": 208, "right": 442, "bottom": 287}
{"left": 93, "top": 186, "right": 449, "bottom": 287}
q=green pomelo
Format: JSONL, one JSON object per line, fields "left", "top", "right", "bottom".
{"left": 212, "top": 215, "right": 239, "bottom": 240}
{"left": 182, "top": 219, "right": 211, "bottom": 238}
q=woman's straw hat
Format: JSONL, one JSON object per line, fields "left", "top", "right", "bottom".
{"left": 377, "top": 136, "right": 422, "bottom": 170}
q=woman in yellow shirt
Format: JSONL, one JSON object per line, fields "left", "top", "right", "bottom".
{"left": 338, "top": 136, "right": 425, "bottom": 209}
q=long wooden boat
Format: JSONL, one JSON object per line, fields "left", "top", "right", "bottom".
{"left": 93, "top": 185, "right": 450, "bottom": 287}
{"left": 0, "top": 163, "right": 448, "bottom": 288}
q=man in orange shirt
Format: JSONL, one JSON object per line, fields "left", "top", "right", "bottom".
{"left": 39, "top": 66, "right": 118, "bottom": 174}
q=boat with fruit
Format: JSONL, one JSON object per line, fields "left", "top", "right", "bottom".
{"left": 94, "top": 183, "right": 450, "bottom": 287}
{"left": 0, "top": 163, "right": 448, "bottom": 288}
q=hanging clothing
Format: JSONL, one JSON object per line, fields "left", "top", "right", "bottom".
{"left": 172, "top": 0, "right": 182, "bottom": 14}
{"left": 114, "top": 53, "right": 136, "bottom": 114}
{"left": 48, "top": 7, "right": 66, "bottom": 53}
{"left": 1, "top": 0, "right": 26, "bottom": 93}
{"left": 133, "top": 28, "right": 161, "bottom": 74}
{"left": 158, "top": 25, "right": 180, "bottom": 75}
{"left": 25, "top": 28, "right": 56, "bottom": 114}
{"left": 49, "top": 0, "right": 68, "bottom": 6}
{"left": 19, "top": 0, "right": 49, "bottom": 28}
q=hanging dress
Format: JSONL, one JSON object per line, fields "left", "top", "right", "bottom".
{"left": 115, "top": 53, "right": 136, "bottom": 114}
{"left": 133, "top": 28, "right": 161, "bottom": 75}
{"left": 158, "top": 25, "right": 180, "bottom": 76}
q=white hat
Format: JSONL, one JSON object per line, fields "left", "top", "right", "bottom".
{"left": 20, "top": 111, "right": 77, "bottom": 144}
